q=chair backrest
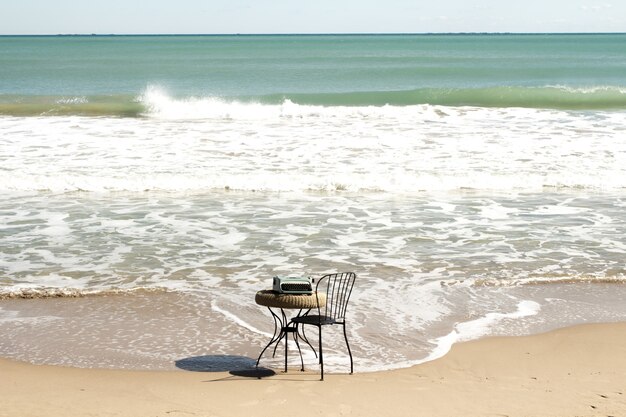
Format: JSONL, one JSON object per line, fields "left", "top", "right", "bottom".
{"left": 315, "top": 272, "right": 356, "bottom": 323}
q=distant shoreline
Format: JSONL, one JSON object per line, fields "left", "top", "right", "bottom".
{"left": 1, "top": 32, "right": 625, "bottom": 37}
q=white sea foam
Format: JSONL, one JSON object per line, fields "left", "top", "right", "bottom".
{"left": 546, "top": 84, "right": 626, "bottom": 95}
{"left": 210, "top": 300, "right": 272, "bottom": 338}
{"left": 422, "top": 300, "right": 542, "bottom": 364}
{"left": 56, "top": 96, "right": 88, "bottom": 105}
{"left": 1, "top": 94, "right": 626, "bottom": 193}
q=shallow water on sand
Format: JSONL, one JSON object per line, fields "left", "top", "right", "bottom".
{"left": 2, "top": 34, "right": 626, "bottom": 371}
{"left": 2, "top": 191, "right": 626, "bottom": 371}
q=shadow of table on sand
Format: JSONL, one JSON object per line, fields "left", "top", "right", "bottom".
{"left": 175, "top": 355, "right": 276, "bottom": 379}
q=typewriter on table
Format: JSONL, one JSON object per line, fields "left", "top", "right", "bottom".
{"left": 272, "top": 276, "right": 313, "bottom": 295}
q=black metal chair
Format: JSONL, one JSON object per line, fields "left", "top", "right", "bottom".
{"left": 290, "top": 272, "right": 356, "bottom": 380}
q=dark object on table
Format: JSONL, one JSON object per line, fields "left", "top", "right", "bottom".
{"left": 272, "top": 275, "right": 313, "bottom": 294}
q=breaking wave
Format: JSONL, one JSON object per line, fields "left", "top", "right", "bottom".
{"left": 0, "top": 286, "right": 168, "bottom": 300}
{"left": 1, "top": 84, "right": 626, "bottom": 118}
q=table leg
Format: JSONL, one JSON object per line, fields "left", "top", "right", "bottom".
{"left": 256, "top": 307, "right": 282, "bottom": 367}
{"left": 256, "top": 307, "right": 306, "bottom": 373}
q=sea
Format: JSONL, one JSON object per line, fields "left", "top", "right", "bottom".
{"left": 1, "top": 33, "right": 626, "bottom": 372}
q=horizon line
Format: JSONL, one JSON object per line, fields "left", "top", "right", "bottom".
{"left": 1, "top": 31, "right": 626, "bottom": 37}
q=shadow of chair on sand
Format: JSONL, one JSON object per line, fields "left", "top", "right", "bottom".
{"left": 175, "top": 355, "right": 275, "bottom": 379}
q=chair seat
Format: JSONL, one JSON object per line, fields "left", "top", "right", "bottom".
{"left": 291, "top": 314, "right": 337, "bottom": 326}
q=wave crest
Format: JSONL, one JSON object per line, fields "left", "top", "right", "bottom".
{"left": 440, "top": 275, "right": 626, "bottom": 288}
{"left": 140, "top": 85, "right": 626, "bottom": 120}
{"left": 2, "top": 84, "right": 626, "bottom": 118}
{"left": 0, "top": 286, "right": 168, "bottom": 300}
{"left": 263, "top": 85, "right": 626, "bottom": 110}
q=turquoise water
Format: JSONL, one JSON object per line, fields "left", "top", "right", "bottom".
{"left": 1, "top": 34, "right": 626, "bottom": 114}
{"left": 1, "top": 34, "right": 626, "bottom": 371}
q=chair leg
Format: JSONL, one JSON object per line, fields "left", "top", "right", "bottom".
{"left": 343, "top": 323, "right": 353, "bottom": 374}
{"left": 318, "top": 325, "right": 324, "bottom": 381}
{"left": 293, "top": 326, "right": 305, "bottom": 372}
{"left": 284, "top": 324, "right": 288, "bottom": 373}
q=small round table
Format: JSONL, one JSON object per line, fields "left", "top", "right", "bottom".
{"left": 255, "top": 290, "right": 327, "bottom": 372}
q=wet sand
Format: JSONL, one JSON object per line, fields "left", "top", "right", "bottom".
{"left": 1, "top": 322, "right": 625, "bottom": 417}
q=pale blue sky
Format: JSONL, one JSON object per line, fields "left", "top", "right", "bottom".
{"left": 1, "top": 0, "right": 624, "bottom": 35}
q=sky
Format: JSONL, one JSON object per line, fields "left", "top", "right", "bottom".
{"left": 1, "top": 0, "right": 624, "bottom": 35}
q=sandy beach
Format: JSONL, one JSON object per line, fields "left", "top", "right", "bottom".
{"left": 1, "top": 322, "right": 625, "bottom": 417}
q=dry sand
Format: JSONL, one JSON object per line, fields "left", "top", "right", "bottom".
{"left": 1, "top": 322, "right": 625, "bottom": 417}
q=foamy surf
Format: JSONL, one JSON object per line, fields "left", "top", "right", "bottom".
{"left": 421, "top": 300, "right": 542, "bottom": 364}
{"left": 139, "top": 85, "right": 626, "bottom": 120}
{"left": 0, "top": 286, "right": 168, "bottom": 300}
{"left": 2, "top": 92, "right": 626, "bottom": 194}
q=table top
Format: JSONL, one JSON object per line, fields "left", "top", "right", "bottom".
{"left": 255, "top": 290, "right": 327, "bottom": 309}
